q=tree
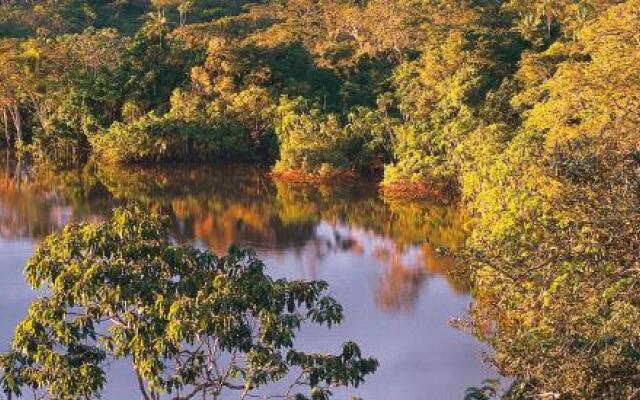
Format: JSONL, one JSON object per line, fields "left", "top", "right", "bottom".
{"left": 0, "top": 207, "right": 378, "bottom": 400}
{"left": 0, "top": 40, "right": 27, "bottom": 147}
{"left": 177, "top": 1, "right": 193, "bottom": 27}
{"left": 505, "top": 0, "right": 620, "bottom": 45}
{"left": 463, "top": 1, "right": 640, "bottom": 397}
{"left": 382, "top": 30, "right": 495, "bottom": 190}
{"left": 144, "top": 8, "right": 168, "bottom": 45}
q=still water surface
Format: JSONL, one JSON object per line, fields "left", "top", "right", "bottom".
{"left": 0, "top": 157, "right": 495, "bottom": 399}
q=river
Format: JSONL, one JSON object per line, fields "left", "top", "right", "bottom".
{"left": 0, "top": 155, "right": 496, "bottom": 399}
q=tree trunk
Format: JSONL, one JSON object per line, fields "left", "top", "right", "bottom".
{"left": 135, "top": 369, "right": 152, "bottom": 400}
{"left": 2, "top": 107, "right": 9, "bottom": 147}
{"left": 9, "top": 104, "right": 22, "bottom": 144}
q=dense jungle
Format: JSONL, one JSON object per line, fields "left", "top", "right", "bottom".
{"left": 1, "top": 0, "right": 639, "bottom": 398}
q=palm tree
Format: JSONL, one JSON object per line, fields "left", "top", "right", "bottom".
{"left": 177, "top": 1, "right": 193, "bottom": 27}
{"left": 145, "top": 10, "right": 168, "bottom": 45}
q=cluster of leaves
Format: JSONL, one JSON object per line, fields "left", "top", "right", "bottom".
{"left": 0, "top": 207, "right": 378, "bottom": 399}
{"left": 461, "top": 1, "right": 640, "bottom": 398}
{"left": 272, "top": 97, "right": 393, "bottom": 177}
{"left": 91, "top": 111, "right": 257, "bottom": 163}
{"left": 0, "top": 20, "right": 194, "bottom": 164}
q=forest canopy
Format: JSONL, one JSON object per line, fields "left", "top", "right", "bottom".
{"left": 2, "top": 0, "right": 621, "bottom": 179}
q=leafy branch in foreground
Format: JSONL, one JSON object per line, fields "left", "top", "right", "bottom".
{"left": 0, "top": 207, "right": 377, "bottom": 400}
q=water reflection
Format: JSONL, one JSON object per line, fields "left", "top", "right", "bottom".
{"left": 0, "top": 153, "right": 494, "bottom": 398}
{"left": 0, "top": 155, "right": 470, "bottom": 313}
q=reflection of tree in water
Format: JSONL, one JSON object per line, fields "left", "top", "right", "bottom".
{"left": 373, "top": 242, "right": 471, "bottom": 313}
{"left": 275, "top": 183, "right": 471, "bottom": 312}
{"left": 96, "top": 163, "right": 320, "bottom": 252}
{"left": 0, "top": 154, "right": 110, "bottom": 240}
{"left": 373, "top": 243, "right": 427, "bottom": 313}
{"left": 0, "top": 157, "right": 469, "bottom": 313}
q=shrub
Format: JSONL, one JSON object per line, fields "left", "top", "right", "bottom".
{"left": 92, "top": 112, "right": 257, "bottom": 163}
